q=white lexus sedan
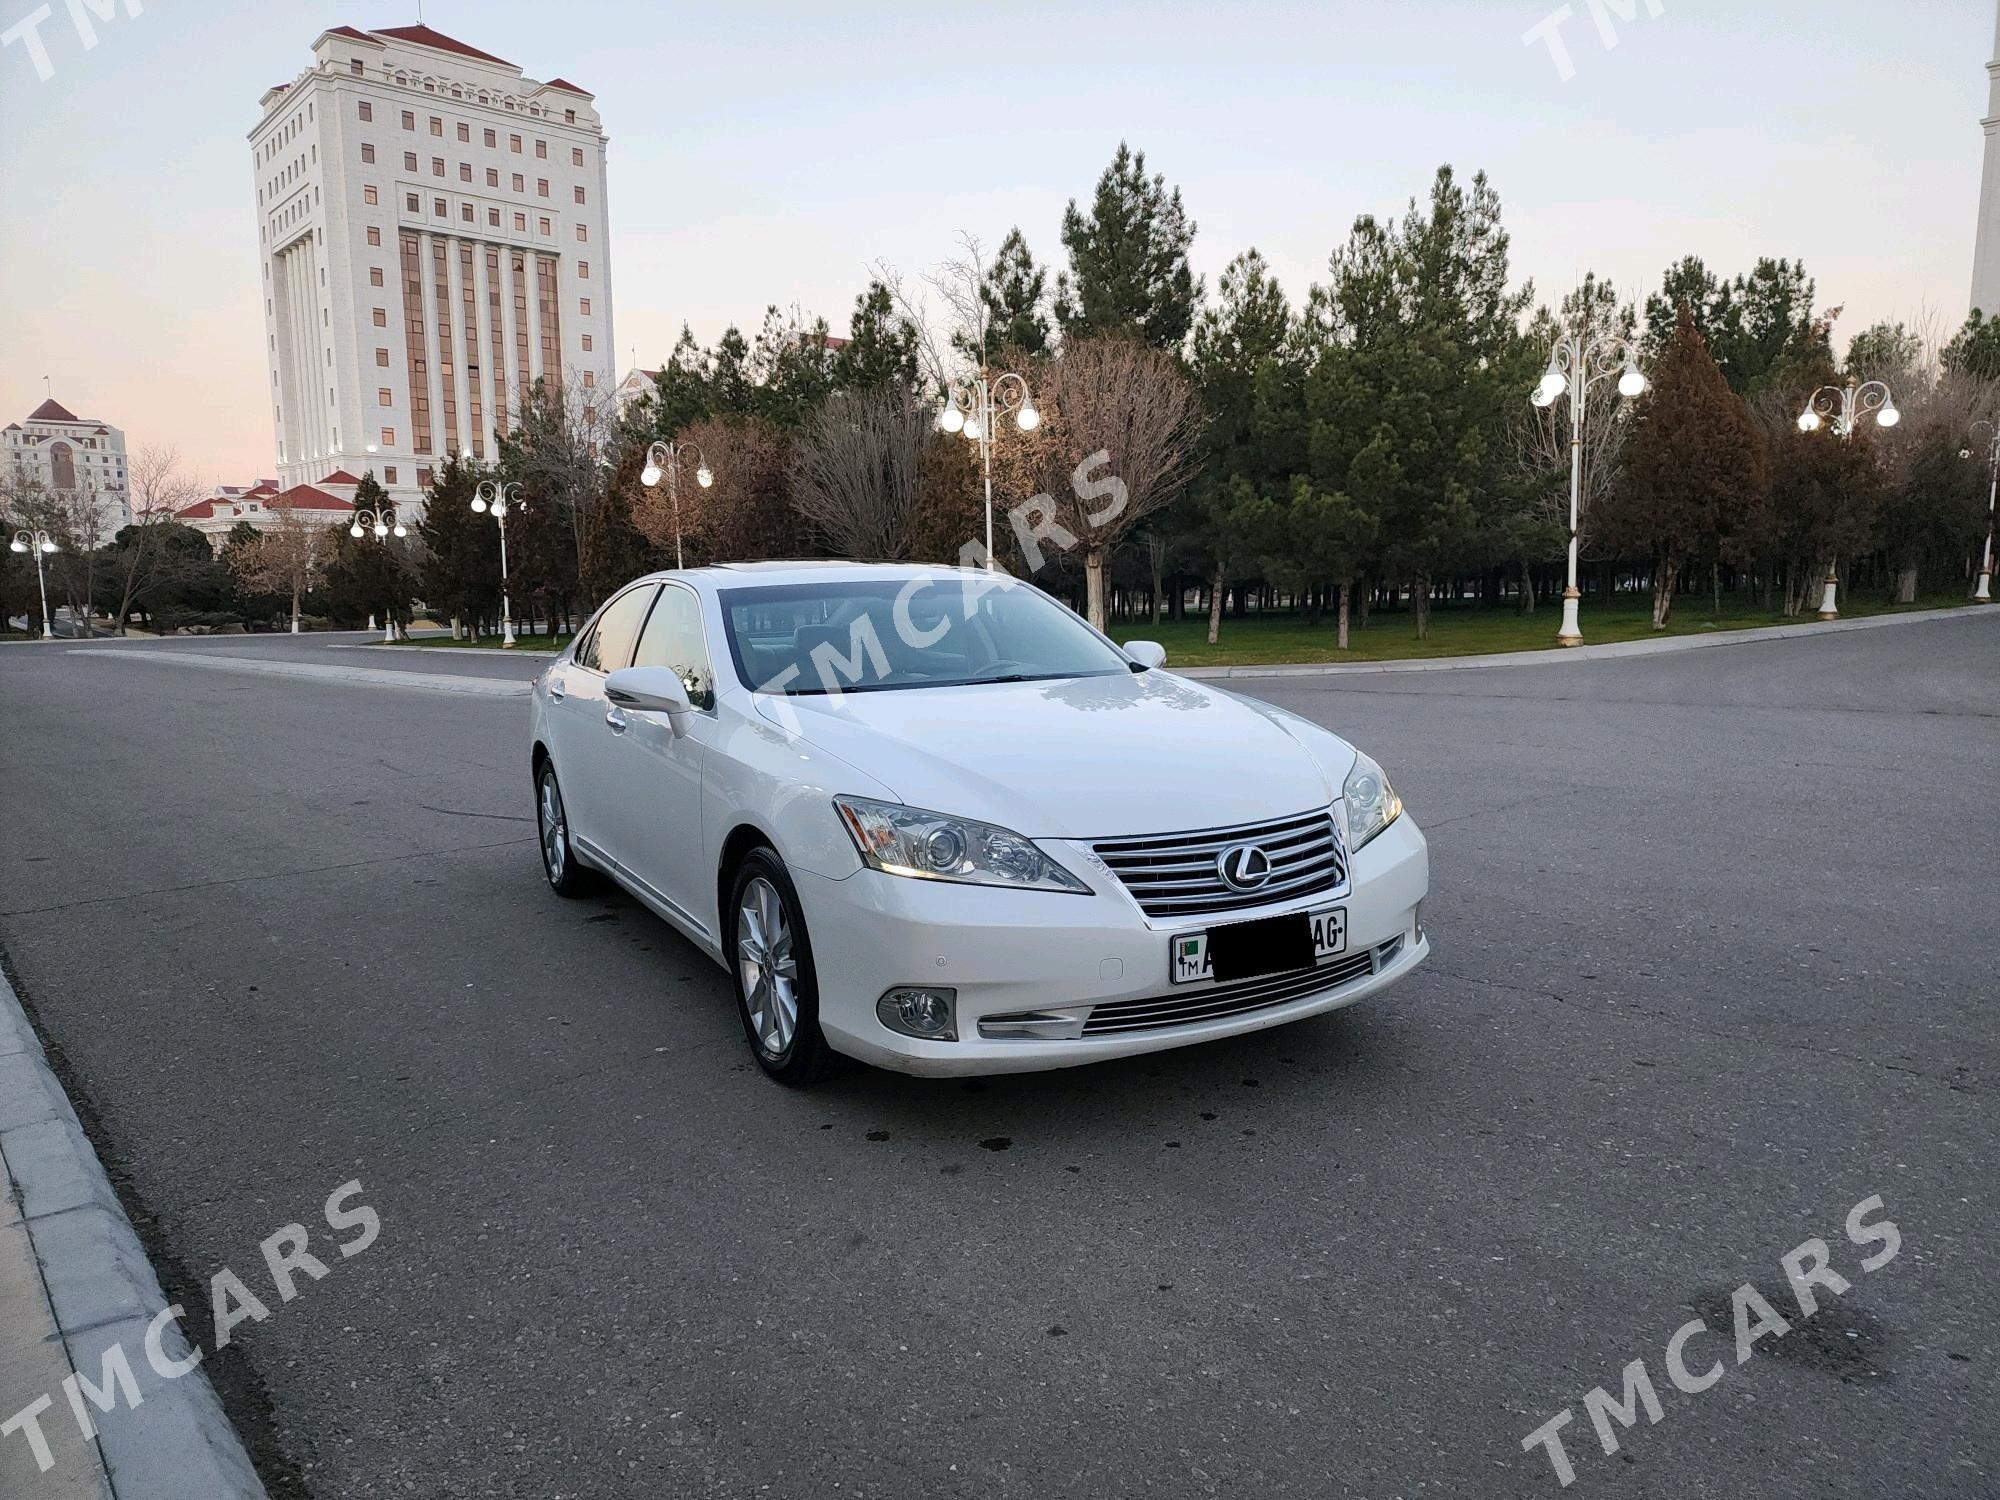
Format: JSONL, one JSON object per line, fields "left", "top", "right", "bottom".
{"left": 529, "top": 562, "right": 1428, "bottom": 1084}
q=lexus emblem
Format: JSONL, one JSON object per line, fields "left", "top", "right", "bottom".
{"left": 1217, "top": 843, "right": 1275, "bottom": 891}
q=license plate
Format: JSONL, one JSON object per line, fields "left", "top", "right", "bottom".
{"left": 1171, "top": 906, "right": 1347, "bottom": 985}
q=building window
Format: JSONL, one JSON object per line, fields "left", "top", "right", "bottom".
{"left": 429, "top": 116, "right": 442, "bottom": 135}
{"left": 539, "top": 216, "right": 551, "bottom": 235}
{"left": 513, "top": 212, "right": 527, "bottom": 231}
{"left": 351, "top": 58, "right": 365, "bottom": 76}
{"left": 405, "top": 193, "right": 419, "bottom": 211}
{"left": 434, "top": 198, "right": 447, "bottom": 217}
{"left": 361, "top": 143, "right": 376, "bottom": 163}
{"left": 459, "top": 162, "right": 472, "bottom": 181}
{"left": 574, "top": 185, "right": 585, "bottom": 204}
{"left": 403, "top": 151, "right": 417, "bottom": 171}
{"left": 571, "top": 146, "right": 583, "bottom": 167}
{"left": 401, "top": 109, "right": 415, "bottom": 130}
{"left": 579, "top": 298, "right": 590, "bottom": 315}
{"left": 484, "top": 128, "right": 496, "bottom": 147}
{"left": 431, "top": 157, "right": 444, "bottom": 176}
{"left": 374, "top": 307, "right": 388, "bottom": 326}
{"left": 417, "top": 465, "right": 433, "bottom": 487}
{"left": 376, "top": 348, "right": 390, "bottom": 367}
{"left": 582, "top": 370, "right": 595, "bottom": 388}
{"left": 575, "top": 224, "right": 587, "bottom": 242}
{"left": 359, "top": 100, "right": 373, "bottom": 121}
{"left": 581, "top": 333, "right": 592, "bottom": 351}
{"left": 511, "top": 172, "right": 524, "bottom": 192}
{"left": 537, "top": 178, "right": 548, "bottom": 197}
{"left": 509, "top": 133, "right": 521, "bottom": 152}
{"left": 456, "top": 122, "right": 469, "bottom": 142}
{"left": 565, "top": 109, "right": 577, "bottom": 125}
{"left": 378, "top": 388, "right": 393, "bottom": 406}
{"left": 535, "top": 139, "right": 547, "bottom": 159}
{"left": 485, "top": 167, "right": 498, "bottom": 187}
{"left": 579, "top": 261, "right": 589, "bottom": 279}
{"left": 488, "top": 207, "right": 501, "bottom": 227}
{"left": 364, "top": 185, "right": 379, "bottom": 205}
{"left": 370, "top": 267, "right": 385, "bottom": 286}
{"left": 461, "top": 204, "right": 474, "bottom": 222}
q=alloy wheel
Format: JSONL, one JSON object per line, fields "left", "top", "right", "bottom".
{"left": 539, "top": 772, "right": 567, "bottom": 884}
{"left": 736, "top": 875, "right": 799, "bottom": 1055}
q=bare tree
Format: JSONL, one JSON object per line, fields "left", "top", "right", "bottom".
{"left": 231, "top": 499, "right": 333, "bottom": 632}
{"left": 109, "top": 445, "right": 204, "bottom": 633}
{"left": 1018, "top": 337, "right": 1205, "bottom": 630}
{"left": 789, "top": 384, "right": 932, "bottom": 560}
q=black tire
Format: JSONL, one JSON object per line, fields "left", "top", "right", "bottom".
{"left": 727, "top": 848, "right": 836, "bottom": 1085}
{"left": 535, "top": 759, "right": 601, "bottom": 897}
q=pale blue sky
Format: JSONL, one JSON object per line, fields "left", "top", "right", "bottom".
{"left": 0, "top": 1, "right": 1989, "bottom": 481}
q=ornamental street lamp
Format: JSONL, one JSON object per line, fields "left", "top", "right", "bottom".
{"left": 1530, "top": 333, "right": 1646, "bottom": 646}
{"left": 1796, "top": 379, "right": 1899, "bottom": 620}
{"left": 472, "top": 480, "right": 525, "bottom": 646}
{"left": 640, "top": 440, "right": 713, "bottom": 570}
{"left": 349, "top": 505, "right": 407, "bottom": 642}
{"left": 939, "top": 371, "right": 1040, "bottom": 571}
{"left": 1965, "top": 420, "right": 1999, "bottom": 605}
{"left": 8, "top": 529, "right": 59, "bottom": 640}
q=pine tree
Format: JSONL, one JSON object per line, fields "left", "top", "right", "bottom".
{"left": 834, "top": 281, "right": 920, "bottom": 391}
{"left": 416, "top": 457, "right": 501, "bottom": 634}
{"left": 976, "top": 229, "right": 1051, "bottom": 361}
{"left": 1596, "top": 305, "right": 1767, "bottom": 629}
{"left": 1053, "top": 143, "right": 1200, "bottom": 352}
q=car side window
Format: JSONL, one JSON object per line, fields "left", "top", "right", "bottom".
{"left": 631, "top": 585, "right": 715, "bottom": 709}
{"left": 575, "top": 584, "right": 659, "bottom": 675}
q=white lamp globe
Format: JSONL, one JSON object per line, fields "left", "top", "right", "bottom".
{"left": 640, "top": 462, "right": 662, "bottom": 487}
{"left": 940, "top": 401, "right": 965, "bottom": 434}
{"left": 963, "top": 417, "right": 983, "bottom": 442}
{"left": 8, "top": 539, "right": 23, "bottom": 554}
{"left": 1798, "top": 410, "right": 1822, "bottom": 434}
{"left": 471, "top": 494, "right": 488, "bottom": 513}
{"left": 1016, "top": 403, "right": 1041, "bottom": 431}
{"left": 1618, "top": 367, "right": 1647, "bottom": 399}
{"left": 393, "top": 523, "right": 408, "bottom": 538}
{"left": 373, "top": 522, "right": 389, "bottom": 538}
{"left": 350, "top": 523, "right": 365, "bottom": 538}
{"left": 1877, "top": 405, "right": 1901, "bottom": 429}
{"left": 696, "top": 466, "right": 714, "bottom": 488}
{"left": 40, "top": 539, "right": 56, "bottom": 554}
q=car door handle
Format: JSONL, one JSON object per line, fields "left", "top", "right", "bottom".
{"left": 605, "top": 706, "right": 629, "bottom": 734}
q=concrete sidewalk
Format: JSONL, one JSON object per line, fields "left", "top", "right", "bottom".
{"left": 0, "top": 973, "right": 265, "bottom": 1499}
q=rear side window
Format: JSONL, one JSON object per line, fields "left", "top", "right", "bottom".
{"left": 575, "top": 584, "right": 659, "bottom": 673}
{"left": 631, "top": 584, "right": 715, "bottom": 708}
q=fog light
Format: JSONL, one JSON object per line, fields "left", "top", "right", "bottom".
{"left": 1414, "top": 902, "right": 1425, "bottom": 942}
{"left": 877, "top": 987, "right": 958, "bottom": 1042}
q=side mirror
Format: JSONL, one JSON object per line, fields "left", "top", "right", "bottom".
{"left": 605, "top": 665, "right": 695, "bottom": 737}
{"left": 1122, "top": 640, "right": 1167, "bottom": 671}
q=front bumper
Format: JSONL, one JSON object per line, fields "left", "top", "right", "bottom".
{"left": 796, "top": 813, "right": 1429, "bottom": 1077}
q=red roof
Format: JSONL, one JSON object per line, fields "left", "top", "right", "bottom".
{"left": 318, "top": 469, "right": 362, "bottom": 485}
{"left": 273, "top": 484, "right": 355, "bottom": 512}
{"left": 175, "top": 499, "right": 219, "bottom": 520}
{"left": 28, "top": 398, "right": 80, "bottom": 423}
{"left": 322, "top": 25, "right": 372, "bottom": 43}
{"left": 542, "top": 77, "right": 592, "bottom": 97}
{"left": 371, "top": 25, "right": 512, "bottom": 68}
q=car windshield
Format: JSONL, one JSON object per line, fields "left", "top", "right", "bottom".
{"left": 718, "top": 575, "right": 1133, "bottom": 695}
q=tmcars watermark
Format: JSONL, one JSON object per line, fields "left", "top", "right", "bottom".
{"left": 0, "top": 1179, "right": 381, "bottom": 1475}
{"left": 3, "top": 0, "right": 143, "bottom": 83}
{"left": 1521, "top": 1192, "right": 1901, "bottom": 1487}
{"left": 1523, "top": 0, "right": 1663, "bottom": 82}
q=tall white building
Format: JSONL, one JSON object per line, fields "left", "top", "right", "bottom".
{"left": 3, "top": 397, "right": 130, "bottom": 525}
{"left": 251, "top": 24, "right": 615, "bottom": 510}
{"left": 1973, "top": 0, "right": 2000, "bottom": 318}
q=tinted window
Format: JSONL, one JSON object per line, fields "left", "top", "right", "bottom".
{"left": 718, "top": 575, "right": 1129, "bottom": 695}
{"left": 631, "top": 585, "right": 714, "bottom": 708}
{"left": 575, "top": 584, "right": 659, "bottom": 674}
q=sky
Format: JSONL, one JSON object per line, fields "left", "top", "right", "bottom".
{"left": 0, "top": 0, "right": 1991, "bottom": 486}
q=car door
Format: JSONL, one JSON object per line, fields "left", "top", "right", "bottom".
{"left": 607, "top": 582, "right": 716, "bottom": 939}
{"left": 548, "top": 582, "right": 659, "bottom": 865}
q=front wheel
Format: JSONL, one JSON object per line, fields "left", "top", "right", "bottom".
{"left": 536, "top": 761, "right": 601, "bottom": 897}
{"left": 729, "top": 849, "right": 835, "bottom": 1085}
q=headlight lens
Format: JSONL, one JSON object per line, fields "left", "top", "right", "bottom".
{"left": 1341, "top": 750, "right": 1403, "bottom": 853}
{"left": 834, "top": 796, "right": 1091, "bottom": 894}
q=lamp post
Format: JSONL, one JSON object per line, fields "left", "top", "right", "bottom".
{"left": 472, "top": 480, "right": 524, "bottom": 646}
{"left": 8, "top": 529, "right": 59, "bottom": 640}
{"left": 1796, "top": 379, "right": 1899, "bottom": 620}
{"left": 349, "top": 506, "right": 408, "bottom": 643}
{"left": 1530, "top": 334, "right": 1647, "bottom": 646}
{"left": 639, "top": 440, "right": 713, "bottom": 570}
{"left": 938, "top": 371, "right": 1040, "bottom": 571}
{"left": 1965, "top": 420, "right": 1998, "bottom": 605}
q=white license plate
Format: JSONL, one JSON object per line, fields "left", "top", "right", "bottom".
{"left": 1171, "top": 906, "right": 1348, "bottom": 985}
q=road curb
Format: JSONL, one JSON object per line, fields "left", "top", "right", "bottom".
{"left": 1175, "top": 603, "right": 1988, "bottom": 680}
{"left": 64, "top": 649, "right": 531, "bottom": 697}
{"left": 0, "top": 972, "right": 267, "bottom": 1500}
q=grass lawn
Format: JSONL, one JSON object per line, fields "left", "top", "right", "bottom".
{"left": 1106, "top": 590, "right": 1974, "bottom": 667}
{"left": 383, "top": 633, "right": 567, "bottom": 652}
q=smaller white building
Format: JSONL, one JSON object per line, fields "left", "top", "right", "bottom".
{"left": 3, "top": 397, "right": 130, "bottom": 526}
{"left": 176, "top": 475, "right": 356, "bottom": 552}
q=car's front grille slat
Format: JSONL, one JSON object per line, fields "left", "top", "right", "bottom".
{"left": 1093, "top": 808, "right": 1349, "bottom": 920}
{"left": 1081, "top": 948, "right": 1380, "bottom": 1036}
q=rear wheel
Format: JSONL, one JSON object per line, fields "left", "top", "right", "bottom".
{"left": 729, "top": 849, "right": 835, "bottom": 1085}
{"left": 536, "top": 761, "right": 600, "bottom": 897}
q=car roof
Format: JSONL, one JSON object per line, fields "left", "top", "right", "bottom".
{"left": 639, "top": 560, "right": 1006, "bottom": 591}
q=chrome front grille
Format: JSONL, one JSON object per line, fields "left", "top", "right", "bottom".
{"left": 1092, "top": 809, "right": 1347, "bottom": 919}
{"left": 1080, "top": 946, "right": 1380, "bottom": 1036}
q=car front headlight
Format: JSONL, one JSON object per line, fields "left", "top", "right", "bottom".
{"left": 1341, "top": 750, "right": 1403, "bottom": 854}
{"left": 834, "top": 796, "right": 1091, "bottom": 894}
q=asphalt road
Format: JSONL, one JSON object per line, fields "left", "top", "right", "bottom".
{"left": 0, "top": 616, "right": 1992, "bottom": 1499}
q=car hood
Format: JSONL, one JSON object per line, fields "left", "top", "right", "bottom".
{"left": 753, "top": 671, "right": 1351, "bottom": 839}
